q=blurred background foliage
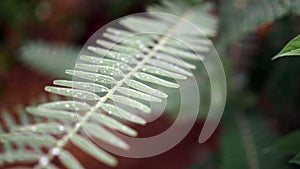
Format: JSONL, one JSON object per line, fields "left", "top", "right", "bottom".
{"left": 0, "top": 0, "right": 300, "bottom": 169}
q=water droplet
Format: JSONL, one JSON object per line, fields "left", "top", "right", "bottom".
{"left": 58, "top": 125, "right": 65, "bottom": 131}
{"left": 51, "top": 147, "right": 60, "bottom": 155}
{"left": 39, "top": 156, "right": 49, "bottom": 166}
{"left": 75, "top": 123, "right": 81, "bottom": 128}
{"left": 31, "top": 126, "right": 37, "bottom": 132}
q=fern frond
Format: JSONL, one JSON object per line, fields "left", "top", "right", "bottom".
{"left": 20, "top": 41, "right": 79, "bottom": 78}
{"left": 0, "top": 108, "right": 45, "bottom": 166}
{"left": 1, "top": 0, "right": 219, "bottom": 168}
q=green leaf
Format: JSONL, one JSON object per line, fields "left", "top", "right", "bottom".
{"left": 26, "top": 107, "right": 79, "bottom": 121}
{"left": 87, "top": 46, "right": 138, "bottom": 64}
{"left": 92, "top": 113, "right": 137, "bottom": 136}
{"left": 17, "top": 107, "right": 30, "bottom": 125}
{"left": 290, "top": 153, "right": 300, "bottom": 165}
{"left": 148, "top": 59, "right": 193, "bottom": 76}
{"left": 103, "top": 32, "right": 154, "bottom": 50}
{"left": 120, "top": 16, "right": 168, "bottom": 33}
{"left": 100, "top": 103, "right": 146, "bottom": 125}
{"left": 268, "top": 130, "right": 300, "bottom": 153}
{"left": 12, "top": 123, "right": 69, "bottom": 134}
{"left": 134, "top": 72, "right": 179, "bottom": 88}
{"left": 71, "top": 134, "right": 117, "bottom": 167}
{"left": 273, "top": 34, "right": 300, "bottom": 59}
{"left": 54, "top": 80, "right": 109, "bottom": 93}
{"left": 0, "top": 151, "right": 41, "bottom": 164}
{"left": 80, "top": 55, "right": 132, "bottom": 71}
{"left": 84, "top": 123, "right": 129, "bottom": 150}
{"left": 96, "top": 39, "right": 139, "bottom": 55}
{"left": 65, "top": 70, "right": 117, "bottom": 84}
{"left": 154, "top": 52, "right": 196, "bottom": 69}
{"left": 0, "top": 125, "right": 12, "bottom": 153}
{"left": 45, "top": 86, "right": 100, "bottom": 101}
{"left": 160, "top": 45, "right": 200, "bottom": 60}
{"left": 59, "top": 150, "right": 84, "bottom": 169}
{"left": 20, "top": 41, "right": 79, "bottom": 78}
{"left": 39, "top": 101, "right": 91, "bottom": 111}
{"left": 141, "top": 65, "right": 187, "bottom": 80}
{"left": 125, "top": 79, "right": 168, "bottom": 98}
{"left": 116, "top": 86, "right": 162, "bottom": 102}
{"left": 110, "top": 94, "right": 151, "bottom": 113}
{"left": 75, "top": 63, "right": 124, "bottom": 77}
{"left": 2, "top": 112, "right": 24, "bottom": 150}
{"left": 0, "top": 133, "right": 56, "bottom": 146}
{"left": 2, "top": 112, "right": 15, "bottom": 130}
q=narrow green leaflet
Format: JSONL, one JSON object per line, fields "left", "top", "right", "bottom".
{"left": 290, "top": 153, "right": 300, "bottom": 165}
{"left": 273, "top": 34, "right": 300, "bottom": 59}
{"left": 2, "top": 112, "right": 24, "bottom": 150}
{"left": 106, "top": 27, "right": 133, "bottom": 37}
{"left": 12, "top": 123, "right": 69, "bottom": 134}
{"left": 103, "top": 33, "right": 155, "bottom": 50}
{"left": 96, "top": 39, "right": 139, "bottom": 55}
{"left": 0, "top": 125, "right": 12, "bottom": 153}
{"left": 154, "top": 52, "right": 196, "bottom": 69}
{"left": 0, "top": 151, "right": 41, "bottom": 164}
{"left": 120, "top": 16, "right": 168, "bottom": 33}
{"left": 125, "top": 79, "right": 168, "bottom": 98}
{"left": 71, "top": 134, "right": 117, "bottom": 167}
{"left": 87, "top": 46, "right": 138, "bottom": 64}
{"left": 100, "top": 103, "right": 146, "bottom": 125}
{"left": 110, "top": 94, "right": 151, "bottom": 113}
{"left": 26, "top": 107, "right": 78, "bottom": 121}
{"left": 17, "top": 107, "right": 30, "bottom": 125}
{"left": 116, "top": 86, "right": 162, "bottom": 102}
{"left": 140, "top": 65, "right": 187, "bottom": 80}
{"left": 134, "top": 72, "right": 179, "bottom": 88}
{"left": 54, "top": 80, "right": 109, "bottom": 93}
{"left": 268, "top": 130, "right": 300, "bottom": 153}
{"left": 84, "top": 123, "right": 129, "bottom": 150}
{"left": 65, "top": 70, "right": 116, "bottom": 84}
{"left": 159, "top": 45, "right": 200, "bottom": 60}
{"left": 80, "top": 55, "right": 132, "bottom": 71}
{"left": 39, "top": 100, "right": 91, "bottom": 111}
{"left": 45, "top": 86, "right": 100, "bottom": 101}
{"left": 147, "top": 59, "right": 193, "bottom": 76}
{"left": 92, "top": 112, "right": 137, "bottom": 136}
{"left": 2, "top": 112, "right": 15, "bottom": 130}
{"left": 59, "top": 150, "right": 84, "bottom": 169}
{"left": 164, "top": 37, "right": 210, "bottom": 53}
{"left": 75, "top": 63, "right": 124, "bottom": 76}
{"left": 0, "top": 133, "right": 56, "bottom": 146}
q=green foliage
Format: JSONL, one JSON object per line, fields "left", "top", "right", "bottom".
{"left": 221, "top": 113, "right": 285, "bottom": 169}
{"left": 20, "top": 41, "right": 80, "bottom": 78}
{"left": 268, "top": 130, "right": 300, "bottom": 166}
{"left": 0, "top": 108, "right": 44, "bottom": 166}
{"left": 218, "top": 0, "right": 300, "bottom": 50}
{"left": 1, "top": 0, "right": 218, "bottom": 168}
{"left": 273, "top": 34, "right": 300, "bottom": 59}
{"left": 268, "top": 25, "right": 300, "bottom": 167}
{"left": 269, "top": 130, "right": 300, "bottom": 153}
